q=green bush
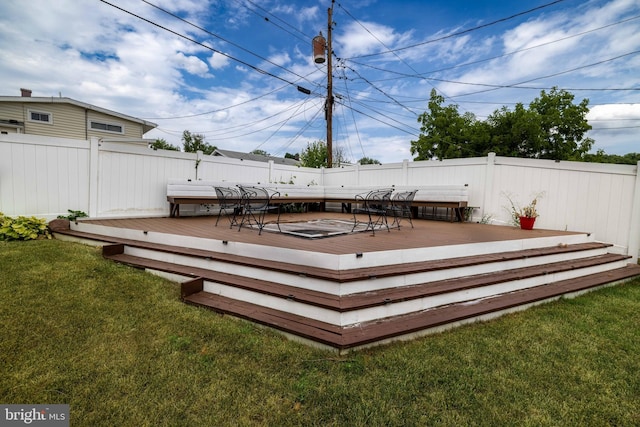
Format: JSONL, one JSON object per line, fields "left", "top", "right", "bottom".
{"left": 0, "top": 212, "right": 51, "bottom": 241}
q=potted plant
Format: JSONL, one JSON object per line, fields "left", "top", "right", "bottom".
{"left": 506, "top": 194, "right": 541, "bottom": 230}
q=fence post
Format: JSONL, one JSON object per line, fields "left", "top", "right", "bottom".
{"left": 268, "top": 160, "right": 274, "bottom": 183}
{"left": 482, "top": 152, "right": 496, "bottom": 220}
{"left": 627, "top": 161, "right": 640, "bottom": 262}
{"left": 402, "top": 159, "right": 409, "bottom": 185}
{"left": 88, "top": 137, "right": 100, "bottom": 217}
{"left": 195, "top": 150, "right": 203, "bottom": 180}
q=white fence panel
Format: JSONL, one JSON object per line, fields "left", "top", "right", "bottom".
{"left": 198, "top": 155, "right": 270, "bottom": 184}
{"left": 97, "top": 143, "right": 196, "bottom": 217}
{"left": 488, "top": 157, "right": 637, "bottom": 253}
{"left": 0, "top": 134, "right": 90, "bottom": 217}
{"left": 323, "top": 166, "right": 358, "bottom": 186}
{"left": 270, "top": 163, "right": 322, "bottom": 186}
{"left": 1, "top": 134, "right": 639, "bottom": 260}
{"left": 406, "top": 158, "right": 488, "bottom": 210}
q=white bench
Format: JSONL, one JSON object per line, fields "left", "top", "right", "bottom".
{"left": 166, "top": 180, "right": 469, "bottom": 221}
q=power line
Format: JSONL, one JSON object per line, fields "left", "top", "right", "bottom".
{"left": 342, "top": 64, "right": 420, "bottom": 116}
{"left": 142, "top": 67, "right": 324, "bottom": 120}
{"left": 335, "top": 99, "right": 420, "bottom": 137}
{"left": 339, "top": 68, "right": 366, "bottom": 159}
{"left": 590, "top": 125, "right": 640, "bottom": 130}
{"left": 158, "top": 96, "right": 321, "bottom": 137}
{"left": 346, "top": 14, "right": 640, "bottom": 85}
{"left": 450, "top": 50, "right": 640, "bottom": 98}
{"left": 98, "top": 0, "right": 312, "bottom": 92}
{"left": 252, "top": 97, "right": 316, "bottom": 151}
{"left": 142, "top": 83, "right": 291, "bottom": 120}
{"left": 236, "top": 0, "right": 313, "bottom": 43}
{"left": 337, "top": 2, "right": 444, "bottom": 101}
{"left": 139, "top": 0, "right": 314, "bottom": 86}
{"left": 344, "top": 0, "right": 568, "bottom": 59}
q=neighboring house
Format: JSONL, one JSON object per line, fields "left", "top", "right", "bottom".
{"left": 213, "top": 148, "right": 300, "bottom": 166}
{"left": 0, "top": 88, "right": 157, "bottom": 142}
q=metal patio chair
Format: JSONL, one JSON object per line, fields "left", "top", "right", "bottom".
{"left": 237, "top": 186, "right": 281, "bottom": 235}
{"left": 214, "top": 187, "right": 242, "bottom": 227}
{"left": 352, "top": 188, "right": 394, "bottom": 235}
{"left": 389, "top": 190, "right": 418, "bottom": 229}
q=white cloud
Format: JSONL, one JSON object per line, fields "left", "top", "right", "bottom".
{"left": 174, "top": 52, "right": 211, "bottom": 77}
{"left": 337, "top": 20, "right": 411, "bottom": 58}
{"left": 208, "top": 52, "right": 231, "bottom": 70}
{"left": 267, "top": 52, "right": 291, "bottom": 67}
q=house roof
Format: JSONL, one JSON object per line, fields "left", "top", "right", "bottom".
{"left": 0, "top": 96, "right": 157, "bottom": 134}
{"left": 213, "top": 148, "right": 300, "bottom": 166}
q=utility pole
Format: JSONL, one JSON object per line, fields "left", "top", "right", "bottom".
{"left": 326, "top": 2, "right": 334, "bottom": 168}
{"left": 312, "top": 1, "right": 335, "bottom": 168}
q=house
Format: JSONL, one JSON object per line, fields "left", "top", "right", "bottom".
{"left": 213, "top": 148, "right": 300, "bottom": 166}
{"left": 0, "top": 88, "right": 157, "bottom": 143}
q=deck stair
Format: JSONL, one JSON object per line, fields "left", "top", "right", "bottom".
{"left": 51, "top": 219, "right": 640, "bottom": 352}
{"left": 101, "top": 241, "right": 640, "bottom": 352}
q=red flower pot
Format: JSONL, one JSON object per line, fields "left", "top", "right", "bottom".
{"left": 519, "top": 216, "right": 536, "bottom": 230}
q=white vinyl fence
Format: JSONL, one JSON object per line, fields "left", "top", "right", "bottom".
{"left": 1, "top": 134, "right": 639, "bottom": 261}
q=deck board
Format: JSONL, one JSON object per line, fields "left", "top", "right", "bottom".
{"left": 78, "top": 212, "right": 581, "bottom": 255}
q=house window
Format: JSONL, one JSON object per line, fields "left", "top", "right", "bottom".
{"left": 28, "top": 110, "right": 53, "bottom": 124}
{"left": 90, "top": 120, "right": 124, "bottom": 134}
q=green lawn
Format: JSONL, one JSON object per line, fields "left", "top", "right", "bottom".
{"left": 1, "top": 239, "right": 639, "bottom": 426}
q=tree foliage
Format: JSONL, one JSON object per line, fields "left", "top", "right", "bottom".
{"left": 581, "top": 150, "right": 640, "bottom": 165}
{"left": 299, "top": 141, "right": 353, "bottom": 167}
{"left": 300, "top": 141, "right": 328, "bottom": 168}
{"left": 359, "top": 157, "right": 381, "bottom": 165}
{"left": 411, "top": 88, "right": 593, "bottom": 161}
{"left": 182, "top": 130, "right": 216, "bottom": 155}
{"left": 149, "top": 138, "right": 180, "bottom": 151}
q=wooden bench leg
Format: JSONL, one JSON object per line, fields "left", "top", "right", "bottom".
{"left": 170, "top": 203, "right": 180, "bottom": 218}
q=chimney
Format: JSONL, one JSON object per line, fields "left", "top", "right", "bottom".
{"left": 20, "top": 88, "right": 32, "bottom": 97}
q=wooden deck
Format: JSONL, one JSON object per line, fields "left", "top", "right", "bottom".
{"left": 51, "top": 213, "right": 640, "bottom": 352}
{"left": 71, "top": 212, "right": 582, "bottom": 254}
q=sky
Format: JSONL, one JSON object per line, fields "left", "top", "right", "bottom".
{"left": 0, "top": 0, "right": 638, "bottom": 163}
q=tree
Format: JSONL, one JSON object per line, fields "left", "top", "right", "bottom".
{"left": 486, "top": 104, "right": 542, "bottom": 157}
{"left": 411, "top": 87, "right": 593, "bottom": 161}
{"left": 149, "top": 138, "right": 180, "bottom": 151}
{"left": 300, "top": 141, "right": 328, "bottom": 168}
{"left": 299, "top": 141, "right": 352, "bottom": 167}
{"left": 332, "top": 145, "right": 351, "bottom": 167}
{"left": 182, "top": 130, "right": 216, "bottom": 155}
{"left": 411, "top": 89, "right": 472, "bottom": 160}
{"left": 581, "top": 150, "right": 640, "bottom": 165}
{"left": 529, "top": 87, "right": 593, "bottom": 160}
{"left": 284, "top": 152, "right": 300, "bottom": 161}
{"left": 358, "top": 157, "right": 381, "bottom": 165}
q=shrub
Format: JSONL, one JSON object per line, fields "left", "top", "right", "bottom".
{"left": 57, "top": 209, "right": 88, "bottom": 221}
{"left": 0, "top": 212, "right": 51, "bottom": 241}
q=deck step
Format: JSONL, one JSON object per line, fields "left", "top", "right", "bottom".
{"left": 183, "top": 264, "right": 640, "bottom": 350}
{"left": 56, "top": 223, "right": 640, "bottom": 351}
{"left": 105, "top": 249, "right": 631, "bottom": 313}
{"left": 93, "top": 237, "right": 612, "bottom": 282}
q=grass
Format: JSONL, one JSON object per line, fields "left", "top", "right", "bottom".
{"left": 1, "top": 239, "right": 639, "bottom": 426}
